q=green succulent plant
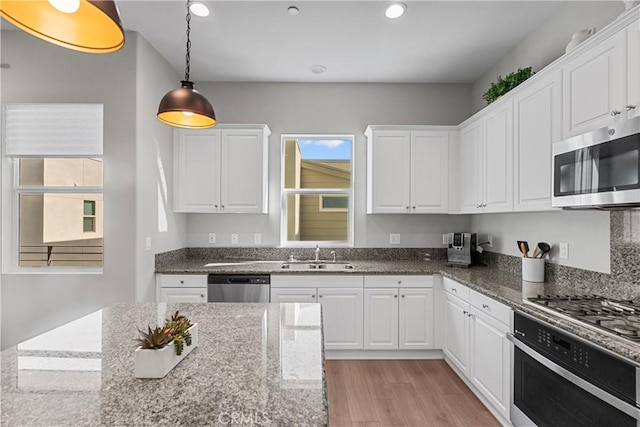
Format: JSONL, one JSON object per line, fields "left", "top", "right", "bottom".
{"left": 135, "top": 311, "right": 194, "bottom": 356}
{"left": 482, "top": 67, "right": 534, "bottom": 104}
{"left": 135, "top": 326, "right": 172, "bottom": 350}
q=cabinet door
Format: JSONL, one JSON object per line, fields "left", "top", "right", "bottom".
{"left": 318, "top": 287, "right": 364, "bottom": 350}
{"left": 628, "top": 21, "right": 640, "bottom": 119}
{"left": 368, "top": 131, "right": 411, "bottom": 213}
{"left": 173, "top": 130, "right": 220, "bottom": 212}
{"left": 364, "top": 288, "right": 399, "bottom": 349}
{"left": 513, "top": 72, "right": 562, "bottom": 212}
{"left": 482, "top": 101, "right": 513, "bottom": 212}
{"left": 410, "top": 132, "right": 449, "bottom": 213}
{"left": 443, "top": 292, "right": 469, "bottom": 375}
{"left": 220, "top": 129, "right": 267, "bottom": 213}
{"left": 399, "top": 288, "right": 434, "bottom": 350}
{"left": 270, "top": 288, "right": 317, "bottom": 303}
{"left": 160, "top": 288, "right": 207, "bottom": 303}
{"left": 562, "top": 31, "right": 626, "bottom": 137}
{"left": 459, "top": 120, "right": 482, "bottom": 213}
{"left": 470, "top": 308, "right": 510, "bottom": 420}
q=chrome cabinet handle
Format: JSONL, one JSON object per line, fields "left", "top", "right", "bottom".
{"left": 412, "top": 206, "right": 416, "bottom": 210}
{"left": 200, "top": 294, "right": 204, "bottom": 298}
{"left": 451, "top": 288, "right": 457, "bottom": 293}
{"left": 402, "top": 294, "right": 405, "bottom": 298}
{"left": 626, "top": 105, "right": 637, "bottom": 111}
{"left": 311, "top": 295, "right": 315, "bottom": 298}
{"left": 482, "top": 303, "right": 490, "bottom": 309}
{"left": 394, "top": 294, "right": 398, "bottom": 298}
{"left": 397, "top": 280, "right": 402, "bottom": 285}
{"left": 180, "top": 280, "right": 184, "bottom": 284}
{"left": 463, "top": 310, "right": 468, "bottom": 315}
{"left": 319, "top": 295, "right": 323, "bottom": 298}
{"left": 221, "top": 205, "right": 225, "bottom": 209}
{"left": 611, "top": 110, "right": 622, "bottom": 116}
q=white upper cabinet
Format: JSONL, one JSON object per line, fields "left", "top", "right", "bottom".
{"left": 366, "top": 126, "right": 450, "bottom": 214}
{"left": 562, "top": 31, "right": 627, "bottom": 137}
{"left": 513, "top": 71, "right": 562, "bottom": 212}
{"left": 410, "top": 132, "right": 449, "bottom": 213}
{"left": 173, "top": 125, "right": 270, "bottom": 213}
{"left": 458, "top": 101, "right": 513, "bottom": 214}
{"left": 459, "top": 119, "right": 483, "bottom": 213}
{"left": 627, "top": 20, "right": 640, "bottom": 120}
{"left": 482, "top": 100, "right": 514, "bottom": 212}
{"left": 367, "top": 130, "right": 411, "bottom": 213}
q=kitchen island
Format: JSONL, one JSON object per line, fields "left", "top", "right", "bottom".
{"left": 0, "top": 303, "right": 327, "bottom": 426}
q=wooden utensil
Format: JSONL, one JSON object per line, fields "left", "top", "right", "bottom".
{"left": 517, "top": 241, "right": 529, "bottom": 257}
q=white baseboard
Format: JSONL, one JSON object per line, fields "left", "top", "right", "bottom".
{"left": 325, "top": 349, "right": 444, "bottom": 360}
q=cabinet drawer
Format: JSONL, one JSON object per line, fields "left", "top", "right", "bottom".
{"left": 270, "top": 274, "right": 364, "bottom": 288}
{"left": 364, "top": 275, "right": 433, "bottom": 288}
{"left": 442, "top": 277, "right": 470, "bottom": 301}
{"left": 469, "top": 289, "right": 511, "bottom": 326}
{"left": 159, "top": 274, "right": 207, "bottom": 288}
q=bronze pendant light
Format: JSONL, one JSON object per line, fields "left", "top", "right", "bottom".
{"left": 0, "top": 0, "right": 124, "bottom": 54}
{"left": 157, "top": 0, "right": 216, "bottom": 129}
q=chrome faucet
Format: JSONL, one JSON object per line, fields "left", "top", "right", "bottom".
{"left": 330, "top": 250, "right": 336, "bottom": 262}
{"left": 314, "top": 245, "right": 320, "bottom": 262}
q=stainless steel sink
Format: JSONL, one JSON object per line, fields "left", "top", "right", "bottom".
{"left": 280, "top": 262, "right": 354, "bottom": 271}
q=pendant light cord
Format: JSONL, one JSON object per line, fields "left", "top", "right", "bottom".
{"left": 184, "top": 0, "right": 192, "bottom": 81}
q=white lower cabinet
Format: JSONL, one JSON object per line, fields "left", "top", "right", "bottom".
{"left": 270, "top": 275, "right": 364, "bottom": 350}
{"left": 157, "top": 274, "right": 207, "bottom": 303}
{"left": 364, "top": 275, "right": 434, "bottom": 350}
{"left": 160, "top": 288, "right": 207, "bottom": 303}
{"left": 442, "top": 278, "right": 511, "bottom": 422}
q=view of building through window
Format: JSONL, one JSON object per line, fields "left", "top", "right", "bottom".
{"left": 18, "top": 158, "right": 103, "bottom": 267}
{"left": 283, "top": 137, "right": 353, "bottom": 244}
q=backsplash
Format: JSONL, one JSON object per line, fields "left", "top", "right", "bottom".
{"left": 479, "top": 211, "right": 640, "bottom": 300}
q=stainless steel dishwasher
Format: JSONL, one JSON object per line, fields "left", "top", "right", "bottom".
{"left": 207, "top": 274, "right": 270, "bottom": 302}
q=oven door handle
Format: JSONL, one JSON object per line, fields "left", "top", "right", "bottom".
{"left": 508, "top": 333, "right": 640, "bottom": 421}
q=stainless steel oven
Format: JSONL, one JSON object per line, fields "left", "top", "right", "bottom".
{"left": 552, "top": 116, "right": 640, "bottom": 209}
{"left": 509, "top": 312, "right": 640, "bottom": 426}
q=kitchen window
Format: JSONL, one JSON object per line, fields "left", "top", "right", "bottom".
{"left": 281, "top": 135, "right": 354, "bottom": 247}
{"left": 3, "top": 103, "right": 104, "bottom": 270}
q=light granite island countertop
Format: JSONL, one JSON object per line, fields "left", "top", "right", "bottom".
{"left": 0, "top": 303, "right": 327, "bottom": 426}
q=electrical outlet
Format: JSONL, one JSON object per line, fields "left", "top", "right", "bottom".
{"left": 442, "top": 233, "right": 448, "bottom": 245}
{"left": 559, "top": 242, "right": 569, "bottom": 259}
{"left": 231, "top": 234, "right": 239, "bottom": 245}
{"left": 208, "top": 233, "right": 216, "bottom": 244}
{"left": 254, "top": 233, "right": 261, "bottom": 245}
{"left": 145, "top": 237, "right": 151, "bottom": 251}
{"left": 487, "top": 234, "right": 493, "bottom": 248}
{"left": 390, "top": 233, "right": 401, "bottom": 244}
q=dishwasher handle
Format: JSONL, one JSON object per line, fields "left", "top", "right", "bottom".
{"left": 228, "top": 277, "right": 251, "bottom": 283}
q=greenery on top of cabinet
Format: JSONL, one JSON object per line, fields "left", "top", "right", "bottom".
{"left": 483, "top": 67, "right": 534, "bottom": 104}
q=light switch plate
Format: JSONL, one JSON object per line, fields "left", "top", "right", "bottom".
{"left": 145, "top": 237, "right": 151, "bottom": 251}
{"left": 390, "top": 234, "right": 401, "bottom": 244}
{"left": 254, "top": 233, "right": 261, "bottom": 245}
{"left": 231, "top": 234, "right": 239, "bottom": 245}
{"left": 487, "top": 234, "right": 493, "bottom": 248}
{"left": 208, "top": 233, "right": 216, "bottom": 244}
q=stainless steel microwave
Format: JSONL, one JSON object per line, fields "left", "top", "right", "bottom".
{"left": 552, "top": 116, "right": 640, "bottom": 209}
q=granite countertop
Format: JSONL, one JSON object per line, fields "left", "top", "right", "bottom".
{"left": 1, "top": 303, "right": 327, "bottom": 426}
{"left": 158, "top": 257, "right": 640, "bottom": 364}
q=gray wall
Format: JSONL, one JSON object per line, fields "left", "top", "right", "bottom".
{"left": 134, "top": 34, "right": 187, "bottom": 303}
{"left": 470, "top": 1, "right": 624, "bottom": 114}
{"left": 0, "top": 31, "right": 185, "bottom": 348}
{"left": 471, "top": 211, "right": 610, "bottom": 273}
{"left": 189, "top": 82, "right": 472, "bottom": 248}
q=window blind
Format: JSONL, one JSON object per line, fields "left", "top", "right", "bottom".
{"left": 5, "top": 103, "right": 103, "bottom": 156}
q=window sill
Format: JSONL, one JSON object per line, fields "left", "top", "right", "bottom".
{"left": 3, "top": 267, "right": 103, "bottom": 275}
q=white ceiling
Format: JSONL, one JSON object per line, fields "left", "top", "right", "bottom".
{"left": 4, "top": 1, "right": 567, "bottom": 83}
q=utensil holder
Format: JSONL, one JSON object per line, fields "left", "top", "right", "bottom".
{"left": 522, "top": 258, "right": 545, "bottom": 283}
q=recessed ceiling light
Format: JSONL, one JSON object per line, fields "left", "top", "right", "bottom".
{"left": 288, "top": 6, "right": 299, "bottom": 16}
{"left": 385, "top": 3, "right": 406, "bottom": 19}
{"left": 310, "top": 65, "right": 327, "bottom": 74}
{"left": 190, "top": 2, "right": 210, "bottom": 17}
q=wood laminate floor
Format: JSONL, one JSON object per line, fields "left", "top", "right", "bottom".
{"left": 325, "top": 360, "right": 501, "bottom": 427}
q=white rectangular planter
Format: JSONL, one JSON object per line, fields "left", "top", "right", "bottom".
{"left": 134, "top": 323, "right": 198, "bottom": 379}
